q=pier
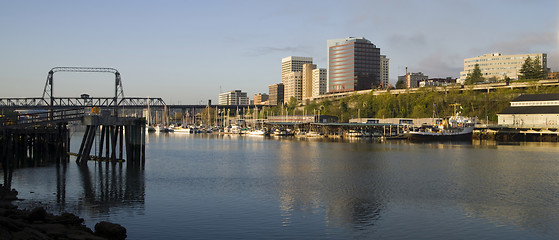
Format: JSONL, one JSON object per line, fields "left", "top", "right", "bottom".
{"left": 473, "top": 125, "right": 559, "bottom": 142}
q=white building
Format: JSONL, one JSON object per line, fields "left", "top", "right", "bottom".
{"left": 498, "top": 93, "right": 559, "bottom": 127}
{"left": 284, "top": 71, "right": 303, "bottom": 103}
{"left": 380, "top": 55, "right": 389, "bottom": 88}
{"left": 459, "top": 52, "right": 548, "bottom": 83}
{"left": 282, "top": 56, "right": 313, "bottom": 85}
{"left": 312, "top": 68, "right": 327, "bottom": 98}
{"left": 218, "top": 90, "right": 250, "bottom": 105}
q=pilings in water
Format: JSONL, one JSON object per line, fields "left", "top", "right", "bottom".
{"left": 0, "top": 123, "right": 70, "bottom": 187}
{"left": 76, "top": 116, "right": 145, "bottom": 168}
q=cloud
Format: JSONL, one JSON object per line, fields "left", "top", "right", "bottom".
{"left": 387, "top": 33, "right": 427, "bottom": 47}
{"left": 488, "top": 32, "right": 556, "bottom": 54}
{"left": 246, "top": 45, "right": 312, "bottom": 57}
{"left": 412, "top": 53, "right": 463, "bottom": 78}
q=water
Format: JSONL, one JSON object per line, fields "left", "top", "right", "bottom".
{"left": 5, "top": 133, "right": 559, "bottom": 239}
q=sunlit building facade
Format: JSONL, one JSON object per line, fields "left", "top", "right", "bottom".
{"left": 327, "top": 37, "right": 381, "bottom": 93}
{"left": 459, "top": 52, "right": 548, "bottom": 83}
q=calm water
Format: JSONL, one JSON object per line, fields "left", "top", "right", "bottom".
{"left": 5, "top": 133, "right": 559, "bottom": 239}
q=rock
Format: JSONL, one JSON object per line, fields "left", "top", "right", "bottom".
{"left": 28, "top": 207, "right": 47, "bottom": 221}
{"left": 95, "top": 221, "right": 127, "bottom": 240}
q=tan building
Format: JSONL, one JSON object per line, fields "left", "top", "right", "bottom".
{"left": 398, "top": 72, "right": 428, "bottom": 89}
{"left": 459, "top": 52, "right": 548, "bottom": 83}
{"left": 284, "top": 71, "right": 303, "bottom": 103}
{"left": 312, "top": 68, "right": 327, "bottom": 98}
{"left": 302, "top": 63, "right": 317, "bottom": 101}
{"left": 268, "top": 83, "right": 284, "bottom": 106}
{"left": 281, "top": 56, "right": 313, "bottom": 85}
{"left": 254, "top": 93, "right": 269, "bottom": 105}
{"left": 380, "top": 55, "right": 389, "bottom": 88}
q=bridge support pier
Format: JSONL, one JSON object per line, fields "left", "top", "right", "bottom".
{"left": 76, "top": 116, "right": 145, "bottom": 167}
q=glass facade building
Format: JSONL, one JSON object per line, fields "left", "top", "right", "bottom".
{"left": 327, "top": 37, "right": 380, "bottom": 93}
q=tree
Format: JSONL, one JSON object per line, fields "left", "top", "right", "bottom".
{"left": 465, "top": 63, "right": 484, "bottom": 85}
{"left": 395, "top": 79, "right": 406, "bottom": 89}
{"left": 519, "top": 56, "right": 544, "bottom": 80}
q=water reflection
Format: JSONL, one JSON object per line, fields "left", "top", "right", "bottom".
{"left": 74, "top": 162, "right": 145, "bottom": 217}
{"left": 4, "top": 159, "right": 145, "bottom": 220}
{"left": 275, "top": 140, "right": 387, "bottom": 230}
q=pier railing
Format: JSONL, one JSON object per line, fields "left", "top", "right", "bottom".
{"left": 0, "top": 108, "right": 86, "bottom": 129}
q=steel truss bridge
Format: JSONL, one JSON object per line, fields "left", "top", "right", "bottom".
{"left": 0, "top": 67, "right": 261, "bottom": 111}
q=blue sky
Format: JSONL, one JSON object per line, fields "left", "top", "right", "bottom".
{"left": 1, "top": 0, "right": 557, "bottom": 104}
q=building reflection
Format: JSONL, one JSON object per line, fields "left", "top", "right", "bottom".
{"left": 276, "top": 141, "right": 386, "bottom": 228}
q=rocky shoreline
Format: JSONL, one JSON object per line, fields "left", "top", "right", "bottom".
{"left": 0, "top": 185, "right": 126, "bottom": 240}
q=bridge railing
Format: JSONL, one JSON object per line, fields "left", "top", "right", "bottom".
{"left": 0, "top": 97, "right": 166, "bottom": 109}
{"left": 0, "top": 108, "right": 86, "bottom": 129}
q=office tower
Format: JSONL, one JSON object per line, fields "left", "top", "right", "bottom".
{"left": 284, "top": 71, "right": 303, "bottom": 102}
{"left": 302, "top": 63, "right": 317, "bottom": 101}
{"left": 327, "top": 37, "right": 380, "bottom": 93}
{"left": 218, "top": 90, "right": 249, "bottom": 105}
{"left": 312, "top": 68, "right": 327, "bottom": 98}
{"left": 282, "top": 56, "right": 313, "bottom": 84}
{"left": 268, "top": 83, "right": 284, "bottom": 106}
{"left": 380, "top": 55, "right": 389, "bottom": 88}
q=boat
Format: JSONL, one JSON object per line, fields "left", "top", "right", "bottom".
{"left": 173, "top": 126, "right": 193, "bottom": 134}
{"left": 406, "top": 104, "right": 475, "bottom": 141}
{"left": 273, "top": 129, "right": 294, "bottom": 136}
{"left": 247, "top": 129, "right": 268, "bottom": 136}
{"left": 146, "top": 125, "right": 156, "bottom": 132}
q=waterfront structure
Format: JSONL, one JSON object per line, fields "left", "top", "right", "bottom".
{"left": 498, "top": 93, "right": 559, "bottom": 127}
{"left": 327, "top": 37, "right": 381, "bottom": 93}
{"left": 380, "top": 55, "right": 389, "bottom": 88}
{"left": 218, "top": 90, "right": 249, "bottom": 106}
{"left": 398, "top": 72, "right": 428, "bottom": 89}
{"left": 254, "top": 93, "right": 269, "bottom": 105}
{"left": 419, "top": 77, "right": 457, "bottom": 87}
{"left": 268, "top": 83, "right": 284, "bottom": 106}
{"left": 312, "top": 68, "right": 327, "bottom": 98}
{"left": 302, "top": 63, "right": 317, "bottom": 101}
{"left": 459, "top": 52, "right": 548, "bottom": 83}
{"left": 282, "top": 56, "right": 313, "bottom": 85}
{"left": 267, "top": 115, "right": 338, "bottom": 123}
{"left": 284, "top": 71, "right": 303, "bottom": 102}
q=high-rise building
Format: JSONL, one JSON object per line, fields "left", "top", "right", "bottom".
{"left": 302, "top": 63, "right": 317, "bottom": 101}
{"left": 254, "top": 93, "right": 269, "bottom": 105}
{"left": 281, "top": 56, "right": 313, "bottom": 85}
{"left": 284, "top": 71, "right": 303, "bottom": 103}
{"left": 218, "top": 90, "right": 250, "bottom": 105}
{"left": 327, "top": 37, "right": 380, "bottom": 93}
{"left": 268, "top": 83, "right": 284, "bottom": 106}
{"left": 459, "top": 52, "right": 548, "bottom": 83}
{"left": 380, "top": 55, "right": 389, "bottom": 88}
{"left": 312, "top": 68, "right": 327, "bottom": 98}
{"left": 397, "top": 72, "right": 428, "bottom": 89}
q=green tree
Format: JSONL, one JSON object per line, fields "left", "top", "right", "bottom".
{"left": 395, "top": 79, "right": 406, "bottom": 89}
{"left": 465, "top": 63, "right": 484, "bottom": 84}
{"left": 519, "top": 56, "right": 544, "bottom": 80}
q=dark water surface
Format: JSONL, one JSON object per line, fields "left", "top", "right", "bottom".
{"left": 6, "top": 133, "right": 559, "bottom": 239}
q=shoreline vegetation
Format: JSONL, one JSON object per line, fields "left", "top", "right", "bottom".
{"left": 258, "top": 83, "right": 559, "bottom": 124}
{"left": 0, "top": 185, "right": 127, "bottom": 240}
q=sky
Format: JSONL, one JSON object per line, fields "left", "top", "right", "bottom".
{"left": 1, "top": 0, "right": 558, "bottom": 104}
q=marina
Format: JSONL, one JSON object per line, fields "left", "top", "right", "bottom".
{"left": 4, "top": 133, "right": 559, "bottom": 239}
